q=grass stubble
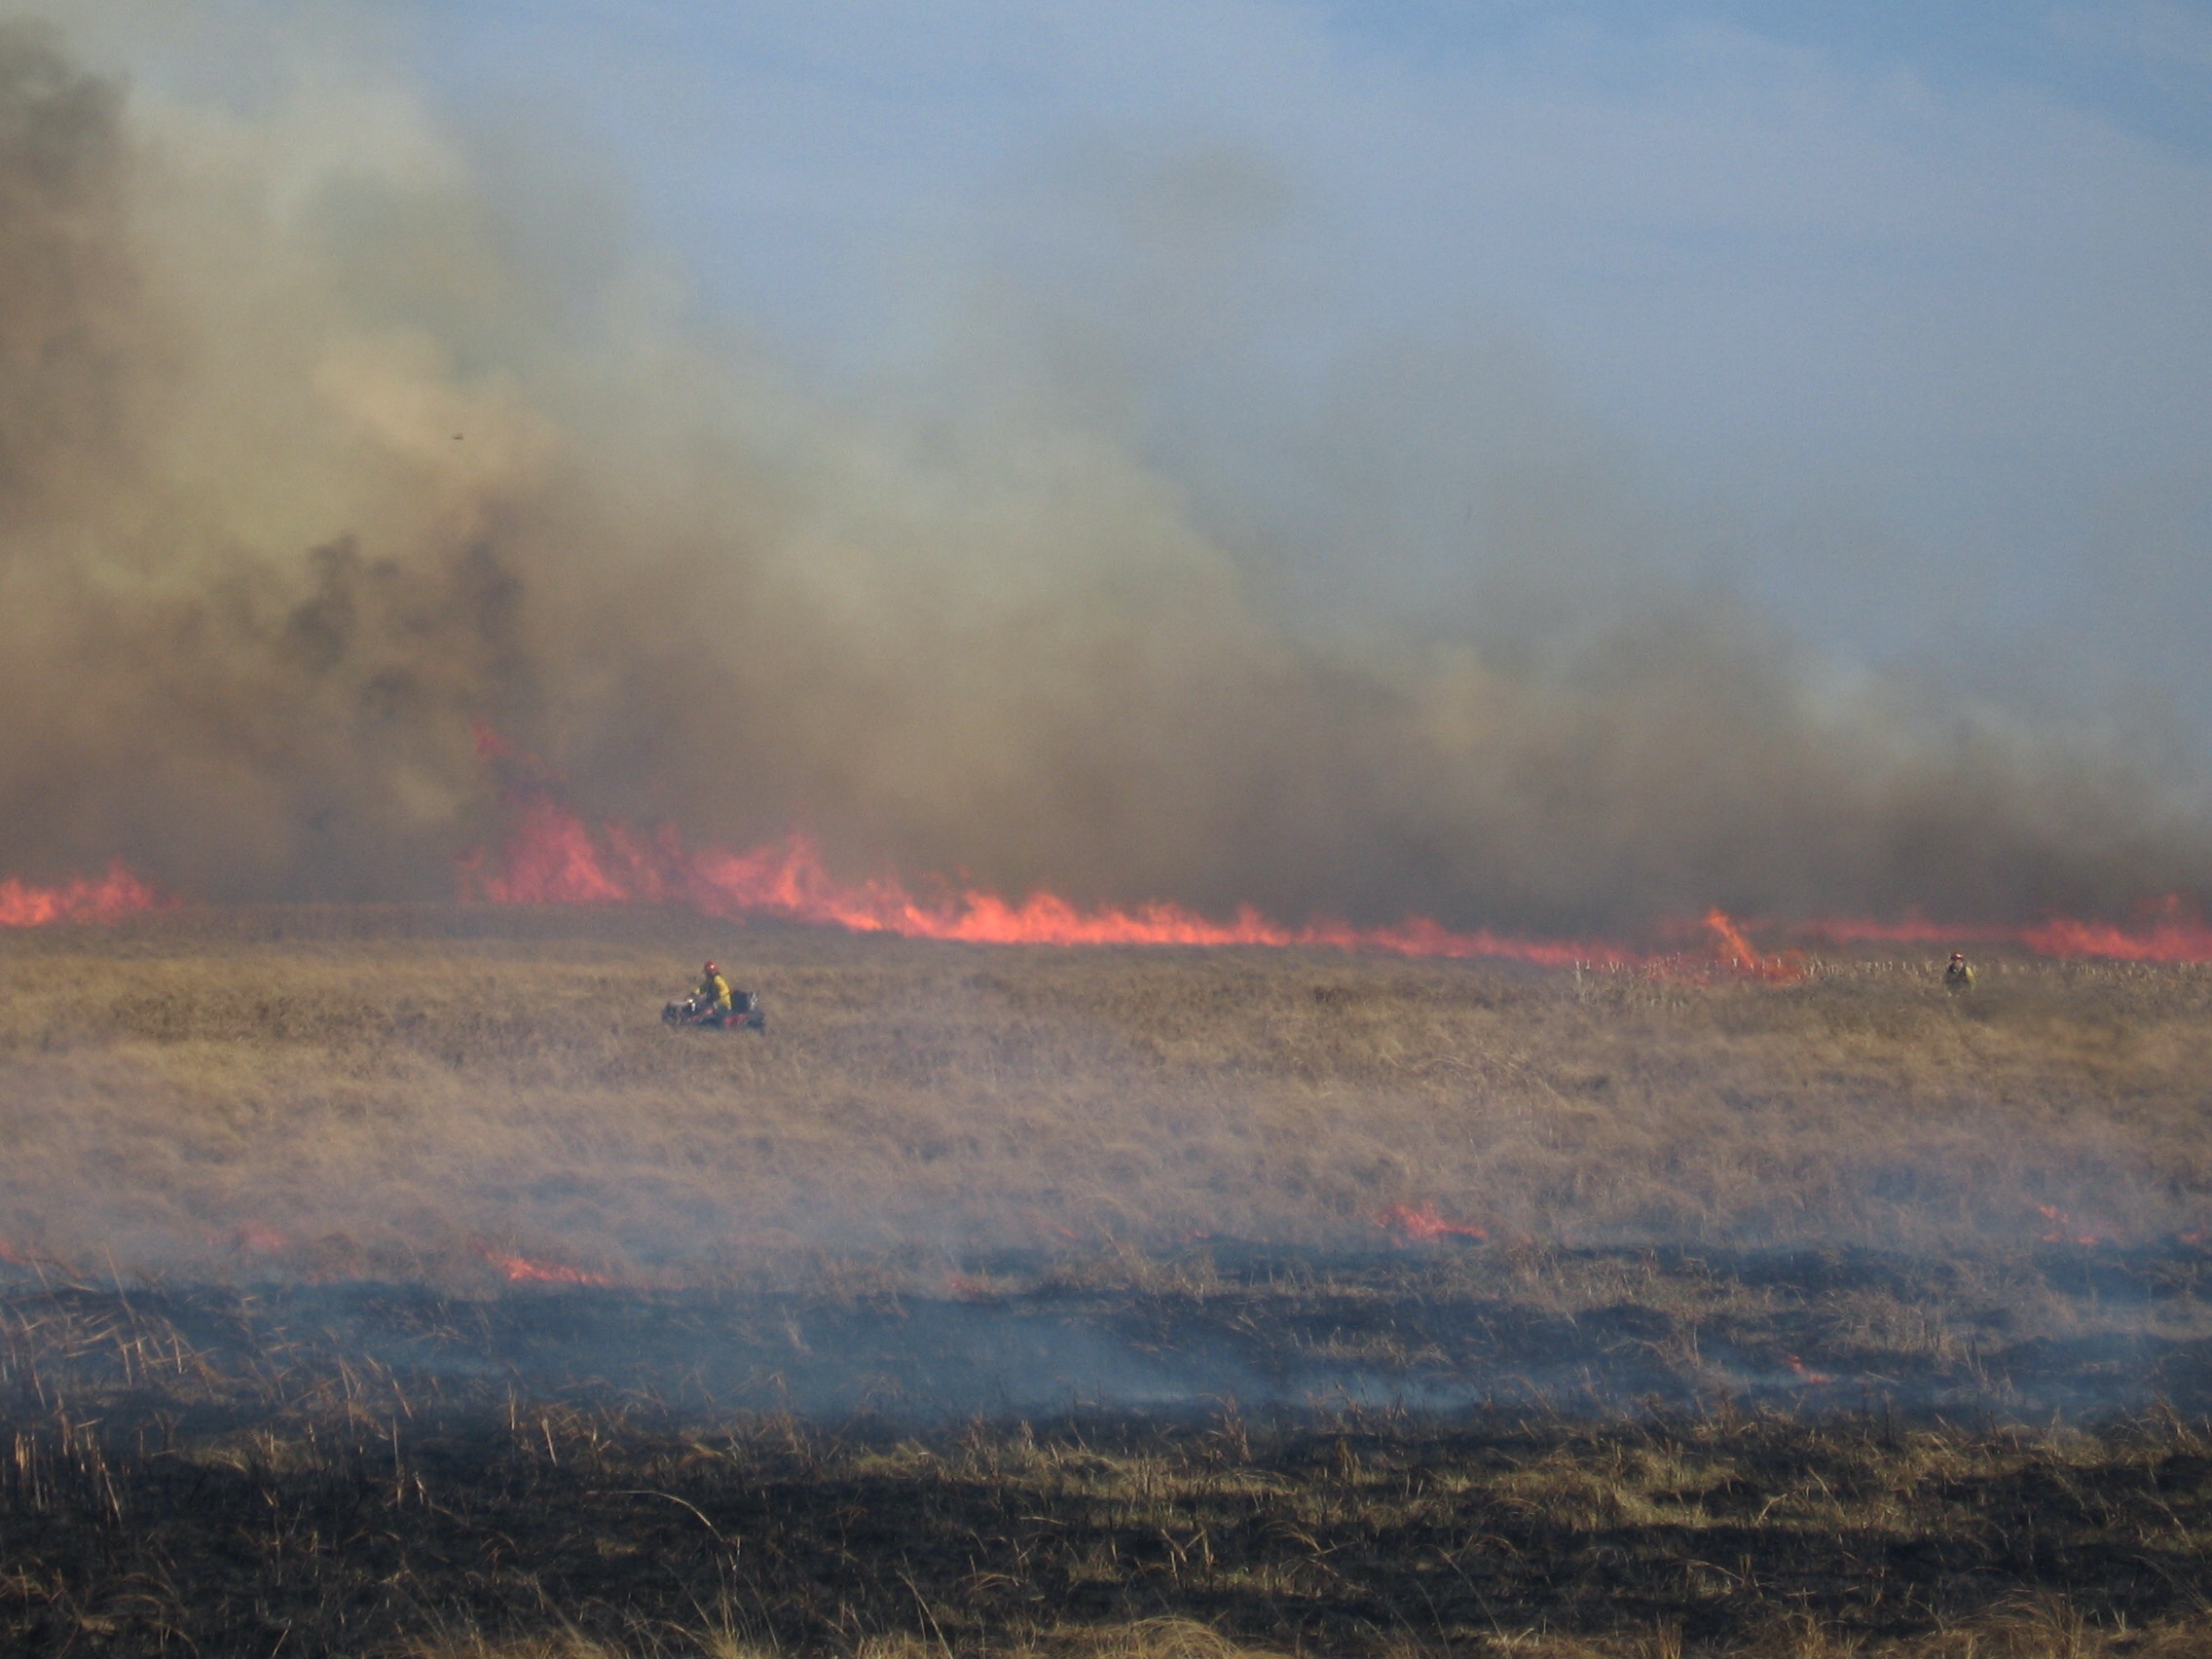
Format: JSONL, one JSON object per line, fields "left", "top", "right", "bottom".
{"left": 1, "top": 904, "right": 2209, "bottom": 1656}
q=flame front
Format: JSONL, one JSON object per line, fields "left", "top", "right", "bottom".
{"left": 460, "top": 795, "right": 1641, "bottom": 967}
{"left": 2021, "top": 896, "right": 2212, "bottom": 963}
{"left": 1803, "top": 897, "right": 2212, "bottom": 963}
{"left": 0, "top": 862, "right": 166, "bottom": 928}
{"left": 457, "top": 791, "right": 2212, "bottom": 968}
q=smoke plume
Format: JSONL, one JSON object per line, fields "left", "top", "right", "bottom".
{"left": 0, "top": 17, "right": 2206, "bottom": 936}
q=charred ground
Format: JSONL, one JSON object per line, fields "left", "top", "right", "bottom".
{"left": 6, "top": 1269, "right": 2212, "bottom": 1658}
{"left": 2, "top": 907, "right": 2210, "bottom": 1655}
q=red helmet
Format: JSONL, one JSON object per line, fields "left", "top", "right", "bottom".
{"left": 704, "top": 960, "right": 718, "bottom": 974}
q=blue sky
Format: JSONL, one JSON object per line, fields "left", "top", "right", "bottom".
{"left": 59, "top": 0, "right": 2212, "bottom": 741}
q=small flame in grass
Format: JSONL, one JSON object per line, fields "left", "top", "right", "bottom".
{"left": 477, "top": 1244, "right": 614, "bottom": 1287}
{"left": 231, "top": 1222, "right": 288, "bottom": 1255}
{"left": 0, "top": 861, "right": 166, "bottom": 927}
{"left": 2180, "top": 1229, "right": 2211, "bottom": 1248}
{"left": 2035, "top": 1205, "right": 2124, "bottom": 1247}
{"left": 1702, "top": 909, "right": 1803, "bottom": 980}
{"left": 1377, "top": 1202, "right": 1489, "bottom": 1244}
{"left": 1784, "top": 1354, "right": 1834, "bottom": 1385}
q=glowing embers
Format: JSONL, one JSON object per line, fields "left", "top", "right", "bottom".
{"left": 0, "top": 861, "right": 165, "bottom": 927}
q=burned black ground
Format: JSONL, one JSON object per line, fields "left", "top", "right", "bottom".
{"left": 5, "top": 1243, "right": 2212, "bottom": 1656}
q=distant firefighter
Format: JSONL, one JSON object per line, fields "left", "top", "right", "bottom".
{"left": 699, "top": 960, "right": 732, "bottom": 1014}
{"left": 662, "top": 961, "right": 765, "bottom": 1031}
{"left": 1944, "top": 951, "right": 1975, "bottom": 993}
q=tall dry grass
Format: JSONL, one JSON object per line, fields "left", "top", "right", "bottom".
{"left": 0, "top": 905, "right": 2208, "bottom": 1281}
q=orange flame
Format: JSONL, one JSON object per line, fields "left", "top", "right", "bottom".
{"left": 1783, "top": 1354, "right": 1834, "bottom": 1384}
{"left": 458, "top": 743, "right": 2212, "bottom": 968}
{"left": 0, "top": 861, "right": 166, "bottom": 927}
{"left": 1702, "top": 909, "right": 1802, "bottom": 980}
{"left": 1794, "top": 896, "right": 2212, "bottom": 963}
{"left": 461, "top": 795, "right": 1643, "bottom": 966}
{"left": 2022, "top": 896, "right": 2212, "bottom": 964}
{"left": 477, "top": 1244, "right": 614, "bottom": 1287}
{"left": 1376, "top": 1201, "right": 1489, "bottom": 1243}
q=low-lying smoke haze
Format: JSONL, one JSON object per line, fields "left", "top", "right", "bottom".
{"left": 1, "top": 12, "right": 2207, "bottom": 934}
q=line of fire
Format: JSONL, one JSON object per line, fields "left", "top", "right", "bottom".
{"left": 8, "top": 799, "right": 2208, "bottom": 968}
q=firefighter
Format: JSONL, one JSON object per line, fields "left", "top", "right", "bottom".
{"left": 1944, "top": 951, "right": 1975, "bottom": 993}
{"left": 698, "top": 960, "right": 735, "bottom": 1021}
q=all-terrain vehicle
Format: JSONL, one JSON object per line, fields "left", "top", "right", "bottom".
{"left": 663, "top": 988, "right": 765, "bottom": 1031}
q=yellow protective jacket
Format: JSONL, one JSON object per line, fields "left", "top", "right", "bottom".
{"left": 700, "top": 972, "right": 733, "bottom": 1011}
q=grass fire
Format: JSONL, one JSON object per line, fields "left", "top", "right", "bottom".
{"left": 4, "top": 9, "right": 2212, "bottom": 1657}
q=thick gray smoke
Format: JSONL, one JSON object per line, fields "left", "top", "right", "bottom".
{"left": 1, "top": 18, "right": 2206, "bottom": 934}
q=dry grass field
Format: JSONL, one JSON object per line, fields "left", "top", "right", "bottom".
{"left": 3, "top": 905, "right": 2210, "bottom": 1655}
{"left": 1, "top": 904, "right": 2209, "bottom": 1277}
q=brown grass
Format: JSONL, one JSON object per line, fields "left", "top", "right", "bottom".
{"left": 0, "top": 905, "right": 2208, "bottom": 1280}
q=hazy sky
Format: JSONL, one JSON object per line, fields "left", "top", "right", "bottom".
{"left": 50, "top": 1, "right": 2212, "bottom": 740}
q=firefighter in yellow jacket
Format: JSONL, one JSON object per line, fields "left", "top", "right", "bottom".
{"left": 1944, "top": 951, "right": 1975, "bottom": 993}
{"left": 698, "top": 960, "right": 734, "bottom": 1017}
